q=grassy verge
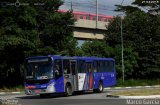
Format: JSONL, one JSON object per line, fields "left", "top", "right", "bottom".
{"left": 0, "top": 85, "right": 24, "bottom": 92}
{"left": 116, "top": 79, "right": 160, "bottom": 87}
{"left": 112, "top": 88, "right": 160, "bottom": 96}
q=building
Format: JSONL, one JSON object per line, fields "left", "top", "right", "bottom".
{"left": 58, "top": 10, "right": 113, "bottom": 45}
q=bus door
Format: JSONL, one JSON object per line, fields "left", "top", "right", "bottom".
{"left": 86, "top": 62, "right": 94, "bottom": 90}
{"left": 70, "top": 60, "right": 78, "bottom": 91}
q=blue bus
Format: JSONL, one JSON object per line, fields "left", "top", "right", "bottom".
{"left": 24, "top": 55, "right": 116, "bottom": 97}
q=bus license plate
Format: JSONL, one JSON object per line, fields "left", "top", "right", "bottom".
{"left": 35, "top": 90, "right": 41, "bottom": 93}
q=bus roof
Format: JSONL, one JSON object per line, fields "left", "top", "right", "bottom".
{"left": 26, "top": 55, "right": 115, "bottom": 61}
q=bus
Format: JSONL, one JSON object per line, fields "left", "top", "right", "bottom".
{"left": 24, "top": 55, "right": 116, "bottom": 97}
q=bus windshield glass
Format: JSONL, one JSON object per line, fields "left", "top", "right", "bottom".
{"left": 26, "top": 62, "right": 53, "bottom": 80}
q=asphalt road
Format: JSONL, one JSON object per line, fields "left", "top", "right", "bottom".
{"left": 1, "top": 88, "right": 160, "bottom": 105}
{"left": 0, "top": 92, "right": 126, "bottom": 105}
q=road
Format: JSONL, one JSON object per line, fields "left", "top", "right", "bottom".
{"left": 1, "top": 88, "right": 160, "bottom": 105}
{"left": 0, "top": 92, "right": 126, "bottom": 105}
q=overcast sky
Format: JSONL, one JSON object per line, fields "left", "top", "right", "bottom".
{"left": 60, "top": 0, "right": 135, "bottom": 16}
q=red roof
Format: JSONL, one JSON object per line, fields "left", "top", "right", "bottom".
{"left": 58, "top": 10, "right": 113, "bottom": 19}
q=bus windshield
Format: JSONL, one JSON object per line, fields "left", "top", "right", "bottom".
{"left": 26, "top": 62, "right": 53, "bottom": 80}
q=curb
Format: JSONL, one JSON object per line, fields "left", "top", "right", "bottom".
{"left": 0, "top": 91, "right": 24, "bottom": 95}
{"left": 119, "top": 95, "right": 160, "bottom": 99}
{"left": 106, "top": 95, "right": 160, "bottom": 99}
{"left": 104, "top": 85, "right": 160, "bottom": 90}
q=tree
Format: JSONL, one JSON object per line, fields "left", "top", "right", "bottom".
{"left": 106, "top": 10, "right": 160, "bottom": 79}
{"left": 80, "top": 40, "right": 112, "bottom": 57}
{"left": 111, "top": 45, "right": 138, "bottom": 79}
{"left": 132, "top": 0, "right": 160, "bottom": 7}
{"left": 0, "top": 0, "right": 76, "bottom": 87}
{"left": 115, "top": 0, "right": 160, "bottom": 15}
{"left": 79, "top": 40, "right": 138, "bottom": 79}
{"left": 0, "top": 3, "right": 39, "bottom": 86}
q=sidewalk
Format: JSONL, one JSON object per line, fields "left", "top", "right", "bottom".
{"left": 104, "top": 85, "right": 160, "bottom": 90}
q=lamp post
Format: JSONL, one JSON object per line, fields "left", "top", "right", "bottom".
{"left": 96, "top": 0, "right": 98, "bottom": 29}
{"left": 120, "top": 15, "right": 124, "bottom": 83}
{"left": 117, "top": 14, "right": 125, "bottom": 83}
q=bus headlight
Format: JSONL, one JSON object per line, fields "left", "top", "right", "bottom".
{"left": 46, "top": 83, "right": 55, "bottom": 93}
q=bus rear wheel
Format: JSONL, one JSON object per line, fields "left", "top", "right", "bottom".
{"left": 64, "top": 84, "right": 72, "bottom": 96}
{"left": 94, "top": 81, "right": 104, "bottom": 93}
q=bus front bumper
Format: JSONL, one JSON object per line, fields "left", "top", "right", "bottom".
{"left": 25, "top": 88, "right": 55, "bottom": 95}
{"left": 25, "top": 83, "right": 56, "bottom": 95}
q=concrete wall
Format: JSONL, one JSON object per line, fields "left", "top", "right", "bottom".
{"left": 74, "top": 19, "right": 109, "bottom": 29}
{"left": 73, "top": 19, "right": 108, "bottom": 39}
{"left": 73, "top": 27, "right": 105, "bottom": 40}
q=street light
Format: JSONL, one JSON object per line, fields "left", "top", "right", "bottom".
{"left": 96, "top": 0, "right": 98, "bottom": 29}
{"left": 120, "top": 15, "right": 124, "bottom": 83}
{"left": 117, "top": 14, "right": 125, "bottom": 83}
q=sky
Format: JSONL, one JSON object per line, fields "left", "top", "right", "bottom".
{"left": 60, "top": 0, "right": 135, "bottom": 16}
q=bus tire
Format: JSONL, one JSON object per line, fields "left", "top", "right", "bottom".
{"left": 94, "top": 81, "right": 103, "bottom": 93}
{"left": 64, "top": 84, "right": 72, "bottom": 96}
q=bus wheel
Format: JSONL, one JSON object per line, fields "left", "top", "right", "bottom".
{"left": 94, "top": 82, "right": 103, "bottom": 93}
{"left": 64, "top": 84, "right": 72, "bottom": 96}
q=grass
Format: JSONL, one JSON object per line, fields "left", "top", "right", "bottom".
{"left": 0, "top": 85, "right": 24, "bottom": 92}
{"left": 112, "top": 88, "right": 160, "bottom": 96}
{"left": 116, "top": 79, "right": 160, "bottom": 87}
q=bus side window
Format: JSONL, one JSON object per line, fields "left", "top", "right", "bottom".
{"left": 54, "top": 59, "right": 62, "bottom": 77}
{"left": 109, "top": 61, "right": 114, "bottom": 72}
{"left": 87, "top": 63, "right": 92, "bottom": 73}
{"left": 97, "top": 61, "right": 100, "bottom": 72}
{"left": 71, "top": 62, "right": 76, "bottom": 75}
{"left": 100, "top": 61, "right": 103, "bottom": 72}
{"left": 93, "top": 61, "right": 97, "bottom": 72}
{"left": 105, "top": 61, "right": 109, "bottom": 72}
{"left": 78, "top": 60, "right": 85, "bottom": 73}
{"left": 63, "top": 60, "right": 70, "bottom": 74}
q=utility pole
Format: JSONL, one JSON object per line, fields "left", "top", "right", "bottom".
{"left": 120, "top": 0, "right": 124, "bottom": 83}
{"left": 120, "top": 15, "right": 124, "bottom": 83}
{"left": 96, "top": 0, "right": 98, "bottom": 29}
{"left": 70, "top": 1, "right": 73, "bottom": 11}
